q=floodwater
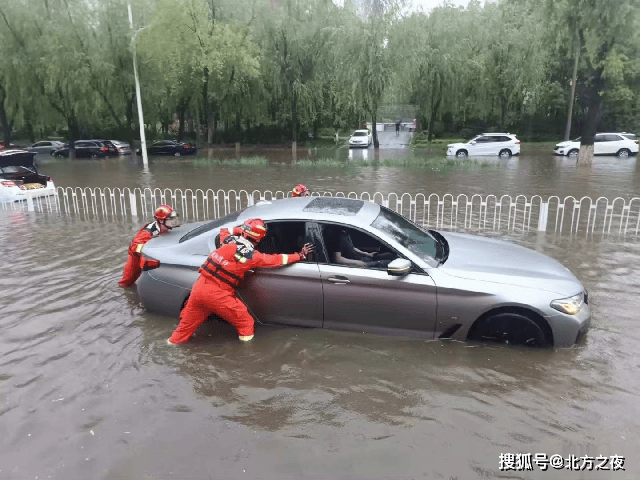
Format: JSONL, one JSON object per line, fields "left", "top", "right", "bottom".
{"left": 1, "top": 140, "right": 640, "bottom": 479}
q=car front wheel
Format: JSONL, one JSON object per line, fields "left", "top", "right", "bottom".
{"left": 617, "top": 149, "right": 630, "bottom": 158}
{"left": 468, "top": 312, "right": 548, "bottom": 347}
{"left": 455, "top": 149, "right": 468, "bottom": 158}
{"left": 499, "top": 149, "right": 512, "bottom": 158}
{"left": 568, "top": 149, "right": 579, "bottom": 158}
{"left": 174, "top": 152, "right": 181, "bottom": 156}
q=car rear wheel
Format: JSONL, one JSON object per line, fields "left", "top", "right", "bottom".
{"left": 568, "top": 149, "right": 579, "bottom": 158}
{"left": 455, "top": 149, "right": 468, "bottom": 158}
{"left": 91, "top": 153, "right": 98, "bottom": 159}
{"left": 499, "top": 149, "right": 512, "bottom": 158}
{"left": 174, "top": 152, "right": 181, "bottom": 156}
{"left": 617, "top": 149, "right": 630, "bottom": 158}
{"left": 468, "top": 312, "right": 548, "bottom": 347}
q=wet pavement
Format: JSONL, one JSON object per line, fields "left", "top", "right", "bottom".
{"left": 1, "top": 142, "right": 639, "bottom": 479}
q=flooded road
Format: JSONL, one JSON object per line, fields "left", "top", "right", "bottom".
{"left": 1, "top": 145, "right": 639, "bottom": 479}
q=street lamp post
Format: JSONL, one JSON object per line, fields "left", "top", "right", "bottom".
{"left": 128, "top": 3, "right": 149, "bottom": 168}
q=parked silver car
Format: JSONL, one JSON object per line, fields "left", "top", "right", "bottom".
{"left": 27, "top": 140, "right": 65, "bottom": 154}
{"left": 137, "top": 197, "right": 590, "bottom": 347}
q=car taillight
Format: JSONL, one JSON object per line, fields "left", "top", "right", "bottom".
{"left": 101, "top": 147, "right": 108, "bottom": 152}
{"left": 140, "top": 256, "right": 161, "bottom": 271}
{"left": 1, "top": 180, "right": 16, "bottom": 187}
{"left": 515, "top": 141, "right": 521, "bottom": 145}
{"left": 184, "top": 145, "right": 191, "bottom": 149}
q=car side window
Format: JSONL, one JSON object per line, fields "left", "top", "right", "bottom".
{"left": 319, "top": 223, "right": 399, "bottom": 270}
{"left": 256, "top": 221, "right": 311, "bottom": 260}
{"left": 594, "top": 135, "right": 604, "bottom": 142}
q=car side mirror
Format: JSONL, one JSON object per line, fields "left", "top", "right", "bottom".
{"left": 387, "top": 258, "right": 411, "bottom": 276}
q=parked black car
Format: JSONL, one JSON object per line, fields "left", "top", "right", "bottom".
{"left": 91, "top": 140, "right": 119, "bottom": 156}
{"left": 138, "top": 140, "right": 197, "bottom": 156}
{"left": 52, "top": 141, "right": 109, "bottom": 158}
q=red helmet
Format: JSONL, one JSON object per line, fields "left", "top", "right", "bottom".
{"left": 240, "top": 218, "right": 268, "bottom": 243}
{"left": 154, "top": 204, "right": 179, "bottom": 228}
{"left": 292, "top": 184, "right": 309, "bottom": 197}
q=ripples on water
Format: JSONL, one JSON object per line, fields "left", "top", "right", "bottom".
{"left": 1, "top": 205, "right": 639, "bottom": 478}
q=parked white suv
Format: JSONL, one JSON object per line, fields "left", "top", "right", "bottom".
{"left": 553, "top": 133, "right": 639, "bottom": 158}
{"left": 447, "top": 133, "right": 520, "bottom": 158}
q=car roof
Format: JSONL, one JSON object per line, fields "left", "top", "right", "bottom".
{"left": 353, "top": 129, "right": 369, "bottom": 133}
{"left": 481, "top": 132, "right": 514, "bottom": 136}
{"left": 236, "top": 196, "right": 382, "bottom": 227}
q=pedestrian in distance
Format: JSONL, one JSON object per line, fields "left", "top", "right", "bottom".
{"left": 395, "top": 118, "right": 401, "bottom": 136}
{"left": 118, "top": 204, "right": 180, "bottom": 287}
{"left": 292, "top": 184, "right": 309, "bottom": 197}
{"left": 167, "top": 218, "right": 315, "bottom": 344}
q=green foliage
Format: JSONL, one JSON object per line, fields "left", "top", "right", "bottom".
{"left": 1, "top": 0, "right": 638, "bottom": 145}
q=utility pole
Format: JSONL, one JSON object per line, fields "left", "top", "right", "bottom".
{"left": 128, "top": 3, "right": 149, "bottom": 167}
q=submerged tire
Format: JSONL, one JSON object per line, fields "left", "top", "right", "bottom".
{"left": 456, "top": 149, "right": 468, "bottom": 158}
{"left": 617, "top": 149, "right": 630, "bottom": 158}
{"left": 469, "top": 312, "right": 547, "bottom": 347}
{"left": 499, "top": 149, "right": 512, "bottom": 158}
{"left": 568, "top": 149, "right": 579, "bottom": 158}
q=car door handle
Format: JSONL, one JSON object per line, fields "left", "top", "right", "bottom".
{"left": 328, "top": 276, "right": 350, "bottom": 284}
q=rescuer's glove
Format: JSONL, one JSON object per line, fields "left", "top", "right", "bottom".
{"left": 299, "top": 243, "right": 315, "bottom": 260}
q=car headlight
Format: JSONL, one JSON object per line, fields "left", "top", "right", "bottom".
{"left": 550, "top": 292, "right": 584, "bottom": 315}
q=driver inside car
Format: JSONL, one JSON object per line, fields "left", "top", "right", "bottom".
{"left": 329, "top": 227, "right": 395, "bottom": 268}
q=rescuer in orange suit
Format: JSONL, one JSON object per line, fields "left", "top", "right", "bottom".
{"left": 292, "top": 184, "right": 309, "bottom": 197}
{"left": 118, "top": 204, "right": 180, "bottom": 287}
{"left": 168, "top": 218, "right": 315, "bottom": 344}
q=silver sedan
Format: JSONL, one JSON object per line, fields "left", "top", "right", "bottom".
{"left": 137, "top": 197, "right": 590, "bottom": 347}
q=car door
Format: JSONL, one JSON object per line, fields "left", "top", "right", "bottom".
{"left": 469, "top": 136, "right": 489, "bottom": 155}
{"left": 593, "top": 134, "right": 606, "bottom": 155}
{"left": 316, "top": 222, "right": 438, "bottom": 337}
{"left": 237, "top": 220, "right": 324, "bottom": 327}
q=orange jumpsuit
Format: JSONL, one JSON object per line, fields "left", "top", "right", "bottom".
{"left": 118, "top": 222, "right": 163, "bottom": 287}
{"left": 168, "top": 228, "right": 302, "bottom": 344}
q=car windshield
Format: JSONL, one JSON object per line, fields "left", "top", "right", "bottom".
{"left": 370, "top": 206, "right": 439, "bottom": 266}
{"left": 353, "top": 131, "right": 368, "bottom": 137}
{"left": 179, "top": 208, "right": 247, "bottom": 243}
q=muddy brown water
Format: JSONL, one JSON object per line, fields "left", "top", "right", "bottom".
{"left": 1, "top": 145, "right": 639, "bottom": 479}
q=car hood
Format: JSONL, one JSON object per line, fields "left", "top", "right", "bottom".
{"left": 438, "top": 232, "right": 582, "bottom": 296}
{"left": 447, "top": 142, "right": 467, "bottom": 148}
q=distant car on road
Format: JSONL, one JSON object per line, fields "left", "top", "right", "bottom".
{"left": 349, "top": 129, "right": 372, "bottom": 148}
{"left": 447, "top": 133, "right": 520, "bottom": 158}
{"left": 554, "top": 133, "right": 639, "bottom": 158}
{"left": 28, "top": 140, "right": 65, "bottom": 154}
{"left": 110, "top": 140, "right": 133, "bottom": 155}
{"left": 138, "top": 140, "right": 197, "bottom": 156}
{"left": 136, "top": 196, "right": 590, "bottom": 348}
{"left": 52, "top": 141, "right": 109, "bottom": 158}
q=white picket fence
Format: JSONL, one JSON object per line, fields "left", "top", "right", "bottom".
{"left": 3, "top": 187, "right": 640, "bottom": 236}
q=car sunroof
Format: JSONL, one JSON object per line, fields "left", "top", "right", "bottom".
{"left": 303, "top": 197, "right": 364, "bottom": 216}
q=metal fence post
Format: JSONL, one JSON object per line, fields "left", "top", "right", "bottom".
{"left": 129, "top": 191, "right": 138, "bottom": 218}
{"left": 537, "top": 201, "right": 549, "bottom": 232}
{"left": 26, "top": 192, "right": 34, "bottom": 212}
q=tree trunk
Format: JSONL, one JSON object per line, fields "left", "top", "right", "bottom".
{"left": 564, "top": 38, "right": 580, "bottom": 141}
{"left": 202, "top": 67, "right": 210, "bottom": 144}
{"left": 372, "top": 111, "right": 379, "bottom": 149}
{"left": 177, "top": 106, "right": 186, "bottom": 142}
{"left": 0, "top": 84, "right": 13, "bottom": 147}
{"left": 291, "top": 88, "right": 297, "bottom": 143}
{"left": 68, "top": 115, "right": 79, "bottom": 160}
